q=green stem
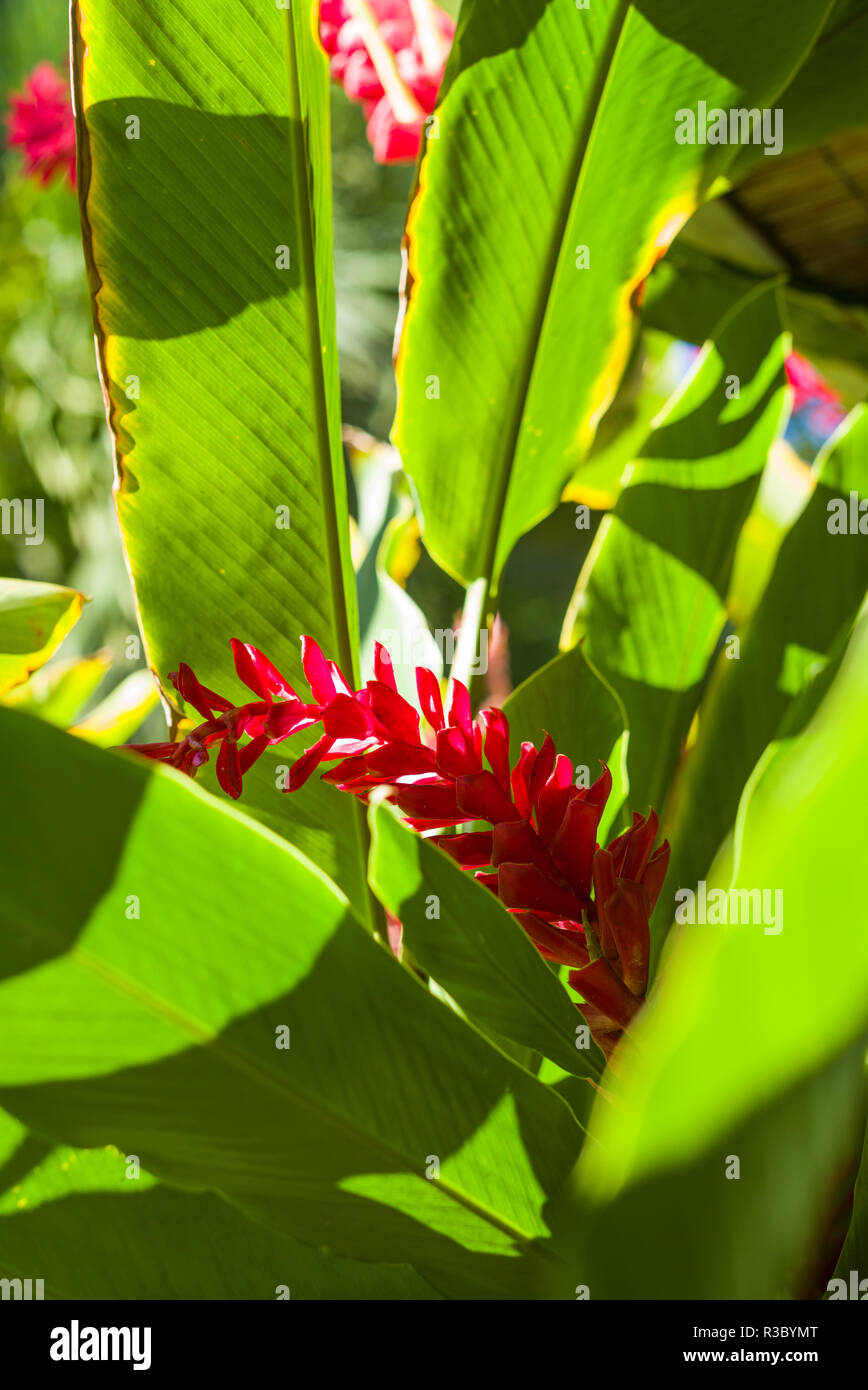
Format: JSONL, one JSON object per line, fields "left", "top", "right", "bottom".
{"left": 448, "top": 576, "right": 490, "bottom": 710}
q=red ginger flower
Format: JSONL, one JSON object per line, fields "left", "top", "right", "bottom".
{"left": 129, "top": 637, "right": 669, "bottom": 1059}
{"left": 785, "top": 350, "right": 846, "bottom": 438}
{"left": 320, "top": 0, "right": 454, "bottom": 163}
{"left": 6, "top": 62, "right": 76, "bottom": 188}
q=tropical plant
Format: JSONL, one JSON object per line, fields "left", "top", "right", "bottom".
{"left": 0, "top": 0, "right": 866, "bottom": 1302}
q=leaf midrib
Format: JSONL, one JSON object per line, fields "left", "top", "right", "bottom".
{"left": 476, "top": 1, "right": 632, "bottom": 592}
{"left": 279, "top": 11, "right": 355, "bottom": 684}
{"left": 277, "top": 10, "right": 380, "bottom": 932}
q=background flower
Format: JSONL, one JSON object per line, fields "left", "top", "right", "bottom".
{"left": 6, "top": 61, "right": 75, "bottom": 187}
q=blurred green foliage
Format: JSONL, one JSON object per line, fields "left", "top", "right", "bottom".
{"left": 0, "top": 0, "right": 144, "bottom": 745}
{"left": 0, "top": 4, "right": 421, "bottom": 735}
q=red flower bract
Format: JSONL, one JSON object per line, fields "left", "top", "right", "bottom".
{"left": 6, "top": 62, "right": 76, "bottom": 188}
{"left": 321, "top": 0, "right": 454, "bottom": 164}
{"left": 129, "top": 637, "right": 669, "bottom": 1059}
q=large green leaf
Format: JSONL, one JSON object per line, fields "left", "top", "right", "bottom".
{"left": 0, "top": 1111, "right": 438, "bottom": 1300}
{"left": 0, "top": 578, "right": 84, "bottom": 696}
{"left": 0, "top": 709, "right": 582, "bottom": 1298}
{"left": 72, "top": 0, "right": 368, "bottom": 911}
{"left": 665, "top": 406, "right": 868, "bottom": 917}
{"left": 393, "top": 0, "right": 831, "bottom": 591}
{"left": 727, "top": 0, "right": 868, "bottom": 180}
{"left": 368, "top": 800, "right": 604, "bottom": 1084}
{"left": 555, "top": 609, "right": 868, "bottom": 1298}
{"left": 561, "top": 283, "right": 789, "bottom": 819}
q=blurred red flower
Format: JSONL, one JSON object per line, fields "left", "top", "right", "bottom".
{"left": 785, "top": 350, "right": 846, "bottom": 437}
{"left": 6, "top": 62, "right": 76, "bottom": 188}
{"left": 320, "top": 0, "right": 454, "bottom": 163}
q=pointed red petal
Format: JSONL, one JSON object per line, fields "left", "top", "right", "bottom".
{"left": 170, "top": 662, "right": 233, "bottom": 720}
{"left": 126, "top": 741, "right": 180, "bottom": 763}
{"left": 328, "top": 659, "right": 353, "bottom": 697}
{"left": 549, "top": 793, "right": 600, "bottom": 899}
{"left": 480, "top": 707, "right": 510, "bottom": 790}
{"left": 591, "top": 848, "right": 619, "bottom": 961}
{"left": 472, "top": 721, "right": 483, "bottom": 763}
{"left": 288, "top": 733, "right": 334, "bottom": 790}
{"left": 373, "top": 642, "right": 398, "bottom": 691}
{"left": 435, "top": 725, "right": 479, "bottom": 777}
{"left": 322, "top": 693, "right": 373, "bottom": 740}
{"left": 586, "top": 762, "right": 612, "bottom": 809}
{"left": 394, "top": 781, "right": 462, "bottom": 821}
{"left": 623, "top": 808, "right": 659, "bottom": 882}
{"left": 365, "top": 742, "right": 437, "bottom": 777}
{"left": 529, "top": 733, "right": 556, "bottom": 811}
{"left": 514, "top": 912, "right": 590, "bottom": 968}
{"left": 642, "top": 840, "right": 670, "bottom": 911}
{"left": 447, "top": 679, "right": 472, "bottom": 736}
{"left": 606, "top": 812, "right": 644, "bottom": 876}
{"left": 321, "top": 754, "right": 369, "bottom": 785}
{"left": 300, "top": 636, "right": 336, "bottom": 704}
{"left": 433, "top": 831, "right": 494, "bottom": 867}
{"left": 491, "top": 820, "right": 553, "bottom": 876}
{"left": 230, "top": 640, "right": 295, "bottom": 700}
{"left": 366, "top": 680, "right": 420, "bottom": 743}
{"left": 536, "top": 769, "right": 574, "bottom": 846}
{"left": 497, "top": 862, "right": 585, "bottom": 922}
{"left": 569, "top": 957, "right": 641, "bottom": 1029}
{"left": 239, "top": 733, "right": 269, "bottom": 775}
{"left": 456, "top": 770, "right": 521, "bottom": 824}
{"left": 230, "top": 702, "right": 270, "bottom": 738}
{"left": 510, "top": 741, "right": 537, "bottom": 819}
{"left": 216, "top": 738, "right": 243, "bottom": 799}
{"left": 264, "top": 698, "right": 322, "bottom": 741}
{"left": 416, "top": 666, "right": 445, "bottom": 731}
{"left": 606, "top": 881, "right": 651, "bottom": 996}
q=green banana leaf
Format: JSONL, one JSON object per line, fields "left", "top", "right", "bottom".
{"left": 393, "top": 0, "right": 830, "bottom": 592}
{"left": 727, "top": 0, "right": 868, "bottom": 179}
{"left": 368, "top": 799, "right": 605, "bottom": 1083}
{"left": 0, "top": 709, "right": 582, "bottom": 1299}
{"left": 71, "top": 0, "right": 369, "bottom": 914}
{"left": 561, "top": 283, "right": 789, "bottom": 820}
{"left": 557, "top": 608, "right": 868, "bottom": 1298}
{"left": 665, "top": 406, "right": 868, "bottom": 918}
{"left": 0, "top": 1110, "right": 438, "bottom": 1300}
{"left": 0, "top": 577, "right": 84, "bottom": 695}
